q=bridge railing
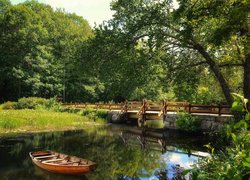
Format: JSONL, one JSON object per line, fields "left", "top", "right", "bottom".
{"left": 63, "top": 100, "right": 231, "bottom": 116}
{"left": 63, "top": 103, "right": 125, "bottom": 111}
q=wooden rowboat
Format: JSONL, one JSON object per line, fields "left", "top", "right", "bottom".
{"left": 29, "top": 150, "right": 97, "bottom": 175}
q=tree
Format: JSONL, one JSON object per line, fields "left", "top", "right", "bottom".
{"left": 78, "top": 24, "right": 168, "bottom": 102}
{"left": 0, "top": 1, "right": 93, "bottom": 102}
{"left": 107, "top": 0, "right": 250, "bottom": 108}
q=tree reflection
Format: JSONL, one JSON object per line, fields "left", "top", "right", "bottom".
{"left": 0, "top": 126, "right": 208, "bottom": 179}
{"left": 0, "top": 127, "right": 162, "bottom": 179}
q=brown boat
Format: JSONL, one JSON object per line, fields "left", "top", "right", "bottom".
{"left": 29, "top": 150, "right": 97, "bottom": 175}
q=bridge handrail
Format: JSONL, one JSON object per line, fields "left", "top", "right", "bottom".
{"left": 62, "top": 100, "right": 231, "bottom": 116}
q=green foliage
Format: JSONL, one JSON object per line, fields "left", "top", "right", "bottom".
{"left": 1, "top": 101, "right": 16, "bottom": 110}
{"left": 40, "top": 98, "right": 62, "bottom": 111}
{"left": 107, "top": 0, "right": 250, "bottom": 105}
{"left": 190, "top": 94, "right": 250, "bottom": 179}
{"left": 0, "top": 0, "right": 249, "bottom": 104}
{"left": 0, "top": 0, "right": 11, "bottom": 14}
{"left": 80, "top": 109, "right": 108, "bottom": 122}
{"left": 176, "top": 112, "right": 201, "bottom": 132}
{"left": 14, "top": 97, "right": 62, "bottom": 111}
{"left": 15, "top": 97, "right": 47, "bottom": 109}
{"left": 77, "top": 18, "right": 170, "bottom": 102}
{"left": 0, "top": 1, "right": 93, "bottom": 102}
{"left": 190, "top": 133, "right": 250, "bottom": 179}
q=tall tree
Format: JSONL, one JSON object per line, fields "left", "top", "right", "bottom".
{"left": 107, "top": 0, "right": 250, "bottom": 107}
{"left": 79, "top": 24, "right": 168, "bottom": 102}
{"left": 0, "top": 0, "right": 10, "bottom": 14}
{"left": 0, "top": 1, "right": 93, "bottom": 102}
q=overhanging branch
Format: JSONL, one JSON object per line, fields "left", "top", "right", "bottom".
{"left": 169, "top": 61, "right": 207, "bottom": 71}
{"left": 219, "top": 63, "right": 243, "bottom": 68}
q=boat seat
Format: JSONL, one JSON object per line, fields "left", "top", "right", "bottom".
{"left": 58, "top": 161, "right": 81, "bottom": 165}
{"left": 35, "top": 155, "right": 57, "bottom": 159}
{"left": 43, "top": 158, "right": 64, "bottom": 163}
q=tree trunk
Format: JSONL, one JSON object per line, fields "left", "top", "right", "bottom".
{"left": 243, "top": 13, "right": 250, "bottom": 112}
{"left": 243, "top": 32, "right": 250, "bottom": 111}
{"left": 193, "top": 43, "right": 234, "bottom": 105}
{"left": 243, "top": 55, "right": 250, "bottom": 111}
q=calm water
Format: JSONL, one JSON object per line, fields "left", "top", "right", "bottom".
{"left": 0, "top": 125, "right": 210, "bottom": 180}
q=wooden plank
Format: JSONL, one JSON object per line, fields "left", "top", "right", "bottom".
{"left": 35, "top": 155, "right": 57, "bottom": 159}
{"left": 43, "top": 158, "right": 64, "bottom": 163}
{"left": 58, "top": 161, "right": 81, "bottom": 165}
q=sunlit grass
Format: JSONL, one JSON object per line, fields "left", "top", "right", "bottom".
{"left": 0, "top": 109, "right": 105, "bottom": 134}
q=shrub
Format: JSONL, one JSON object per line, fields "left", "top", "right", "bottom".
{"left": 1, "top": 101, "right": 16, "bottom": 110}
{"left": 80, "top": 109, "right": 108, "bottom": 121}
{"left": 188, "top": 94, "right": 250, "bottom": 179}
{"left": 15, "top": 97, "right": 47, "bottom": 109}
{"left": 176, "top": 112, "right": 201, "bottom": 132}
{"left": 14, "top": 97, "right": 62, "bottom": 111}
{"left": 39, "top": 98, "right": 62, "bottom": 111}
{"left": 95, "top": 109, "right": 108, "bottom": 119}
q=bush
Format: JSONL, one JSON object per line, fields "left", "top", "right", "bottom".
{"left": 39, "top": 98, "right": 62, "bottom": 111}
{"left": 14, "top": 97, "right": 62, "bottom": 111}
{"left": 15, "top": 97, "right": 47, "bottom": 109}
{"left": 95, "top": 109, "right": 108, "bottom": 119}
{"left": 1, "top": 101, "right": 16, "bottom": 110}
{"left": 188, "top": 94, "right": 250, "bottom": 179}
{"left": 80, "top": 109, "right": 108, "bottom": 121}
{"left": 176, "top": 112, "right": 201, "bottom": 132}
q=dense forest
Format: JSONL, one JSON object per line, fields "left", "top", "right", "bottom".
{"left": 0, "top": 0, "right": 249, "bottom": 107}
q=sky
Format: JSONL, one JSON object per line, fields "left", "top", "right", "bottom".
{"left": 10, "top": 0, "right": 114, "bottom": 27}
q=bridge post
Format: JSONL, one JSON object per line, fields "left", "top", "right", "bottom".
{"left": 123, "top": 100, "right": 128, "bottom": 122}
{"left": 138, "top": 99, "right": 147, "bottom": 127}
{"left": 188, "top": 103, "right": 192, "bottom": 113}
{"left": 162, "top": 100, "right": 167, "bottom": 125}
{"left": 95, "top": 103, "right": 97, "bottom": 111}
{"left": 218, "top": 103, "right": 221, "bottom": 116}
{"left": 108, "top": 103, "right": 111, "bottom": 111}
{"left": 124, "top": 100, "right": 128, "bottom": 113}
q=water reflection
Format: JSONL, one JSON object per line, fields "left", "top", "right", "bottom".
{"left": 0, "top": 125, "right": 209, "bottom": 179}
{"left": 120, "top": 128, "right": 210, "bottom": 179}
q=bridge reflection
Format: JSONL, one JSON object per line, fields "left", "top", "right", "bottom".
{"left": 120, "top": 128, "right": 210, "bottom": 157}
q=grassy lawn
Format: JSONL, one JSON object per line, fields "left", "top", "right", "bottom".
{"left": 0, "top": 109, "right": 104, "bottom": 134}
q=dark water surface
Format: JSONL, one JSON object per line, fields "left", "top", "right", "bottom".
{"left": 0, "top": 125, "right": 210, "bottom": 180}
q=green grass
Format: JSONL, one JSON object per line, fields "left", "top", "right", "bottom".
{"left": 0, "top": 109, "right": 105, "bottom": 134}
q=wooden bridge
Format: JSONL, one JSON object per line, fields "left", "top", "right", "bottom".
{"left": 63, "top": 100, "right": 231, "bottom": 126}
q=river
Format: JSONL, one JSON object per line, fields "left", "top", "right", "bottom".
{"left": 0, "top": 125, "right": 210, "bottom": 180}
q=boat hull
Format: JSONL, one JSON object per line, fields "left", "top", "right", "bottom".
{"left": 30, "top": 151, "right": 96, "bottom": 175}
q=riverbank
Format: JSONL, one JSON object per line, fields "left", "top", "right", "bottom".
{"left": 0, "top": 109, "right": 105, "bottom": 135}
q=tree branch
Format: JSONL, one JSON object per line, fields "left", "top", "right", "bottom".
{"left": 234, "top": 39, "right": 244, "bottom": 63}
{"left": 169, "top": 61, "right": 207, "bottom": 71}
{"left": 219, "top": 63, "right": 243, "bottom": 68}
